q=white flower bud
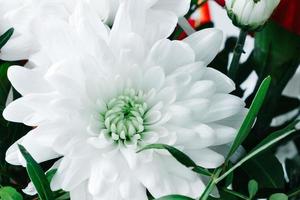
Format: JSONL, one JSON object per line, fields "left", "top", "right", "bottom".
{"left": 225, "top": 0, "right": 281, "bottom": 30}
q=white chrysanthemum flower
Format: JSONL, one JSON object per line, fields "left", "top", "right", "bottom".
{"left": 96, "top": 0, "right": 190, "bottom": 25}
{"left": 0, "top": 0, "right": 190, "bottom": 61}
{"left": 3, "top": 1, "right": 247, "bottom": 199}
{"left": 225, "top": 0, "right": 281, "bottom": 30}
{"left": 0, "top": 0, "right": 71, "bottom": 60}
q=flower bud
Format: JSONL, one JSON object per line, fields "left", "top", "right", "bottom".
{"left": 225, "top": 0, "right": 281, "bottom": 31}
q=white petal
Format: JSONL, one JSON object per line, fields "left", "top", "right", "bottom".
{"left": 142, "top": 66, "right": 165, "bottom": 91}
{"left": 70, "top": 181, "right": 93, "bottom": 200}
{"left": 147, "top": 39, "right": 195, "bottom": 74}
{"left": 152, "top": 0, "right": 191, "bottom": 16}
{"left": 0, "top": 35, "right": 35, "bottom": 61}
{"left": 185, "top": 148, "right": 225, "bottom": 168}
{"left": 203, "top": 94, "right": 245, "bottom": 122}
{"left": 183, "top": 28, "right": 223, "bottom": 65}
{"left": 203, "top": 68, "right": 235, "bottom": 93}
{"left": 51, "top": 157, "right": 91, "bottom": 191}
{"left": 7, "top": 66, "right": 51, "bottom": 96}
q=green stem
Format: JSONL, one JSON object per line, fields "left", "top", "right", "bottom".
{"left": 288, "top": 186, "right": 300, "bottom": 198}
{"left": 228, "top": 29, "right": 248, "bottom": 80}
{"left": 199, "top": 168, "right": 222, "bottom": 200}
{"left": 215, "top": 129, "right": 296, "bottom": 183}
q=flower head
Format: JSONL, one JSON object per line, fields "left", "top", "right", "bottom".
{"left": 225, "top": 0, "right": 281, "bottom": 31}
{"left": 4, "top": 1, "right": 247, "bottom": 199}
{"left": 0, "top": 0, "right": 190, "bottom": 61}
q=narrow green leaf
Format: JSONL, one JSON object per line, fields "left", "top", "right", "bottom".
{"left": 0, "top": 28, "right": 14, "bottom": 49}
{"left": 248, "top": 120, "right": 299, "bottom": 155}
{"left": 137, "top": 144, "right": 212, "bottom": 176}
{"left": 46, "top": 169, "right": 57, "bottom": 182}
{"left": 269, "top": 193, "right": 288, "bottom": 200}
{"left": 216, "top": 120, "right": 299, "bottom": 183}
{"left": 55, "top": 193, "right": 70, "bottom": 200}
{"left": 288, "top": 186, "right": 300, "bottom": 199}
{"left": 0, "top": 186, "right": 23, "bottom": 200}
{"left": 18, "top": 144, "right": 54, "bottom": 200}
{"left": 199, "top": 168, "right": 222, "bottom": 200}
{"left": 248, "top": 180, "right": 258, "bottom": 199}
{"left": 239, "top": 152, "right": 285, "bottom": 189}
{"left": 155, "top": 195, "right": 194, "bottom": 200}
{"left": 226, "top": 76, "right": 272, "bottom": 161}
{"left": 0, "top": 62, "right": 11, "bottom": 107}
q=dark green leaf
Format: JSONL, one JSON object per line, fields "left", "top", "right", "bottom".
{"left": 248, "top": 179, "right": 258, "bottom": 198}
{"left": 288, "top": 186, "right": 300, "bottom": 200}
{"left": 54, "top": 193, "right": 70, "bottom": 200}
{"left": 286, "top": 156, "right": 300, "bottom": 189}
{"left": 0, "top": 186, "right": 23, "bottom": 200}
{"left": 221, "top": 188, "right": 247, "bottom": 200}
{"left": 137, "top": 144, "right": 212, "bottom": 176}
{"left": 155, "top": 195, "right": 194, "bottom": 200}
{"left": 216, "top": 120, "right": 298, "bottom": 184}
{"left": 0, "top": 28, "right": 14, "bottom": 49}
{"left": 269, "top": 193, "right": 288, "bottom": 200}
{"left": 273, "top": 96, "right": 300, "bottom": 117}
{"left": 239, "top": 152, "right": 285, "bottom": 189}
{"left": 18, "top": 145, "right": 54, "bottom": 200}
{"left": 226, "top": 76, "right": 272, "bottom": 161}
{"left": 46, "top": 169, "right": 57, "bottom": 182}
{"left": 248, "top": 120, "right": 299, "bottom": 155}
{"left": 0, "top": 62, "right": 11, "bottom": 107}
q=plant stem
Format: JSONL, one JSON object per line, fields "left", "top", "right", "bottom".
{"left": 228, "top": 29, "right": 248, "bottom": 80}
{"left": 199, "top": 168, "right": 222, "bottom": 200}
{"left": 215, "top": 129, "right": 296, "bottom": 183}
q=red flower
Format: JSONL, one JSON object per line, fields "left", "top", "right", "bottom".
{"left": 214, "top": 0, "right": 225, "bottom": 7}
{"left": 272, "top": 0, "right": 300, "bottom": 35}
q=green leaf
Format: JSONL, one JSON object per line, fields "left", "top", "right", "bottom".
{"left": 137, "top": 144, "right": 212, "bottom": 176}
{"left": 239, "top": 152, "right": 285, "bottom": 189}
{"left": 199, "top": 168, "right": 222, "bottom": 200}
{"left": 0, "top": 62, "right": 11, "bottom": 107}
{"left": 248, "top": 120, "right": 299, "bottom": 155}
{"left": 226, "top": 76, "right": 271, "bottom": 161}
{"left": 248, "top": 180, "right": 258, "bottom": 199}
{"left": 221, "top": 188, "right": 247, "bottom": 200}
{"left": 155, "top": 195, "right": 194, "bottom": 200}
{"left": 0, "top": 28, "right": 14, "bottom": 50}
{"left": 216, "top": 120, "right": 299, "bottom": 183}
{"left": 18, "top": 144, "right": 55, "bottom": 200}
{"left": 0, "top": 186, "right": 23, "bottom": 200}
{"left": 46, "top": 169, "right": 57, "bottom": 182}
{"left": 288, "top": 186, "right": 300, "bottom": 199}
{"left": 269, "top": 193, "right": 288, "bottom": 200}
{"left": 54, "top": 193, "right": 70, "bottom": 200}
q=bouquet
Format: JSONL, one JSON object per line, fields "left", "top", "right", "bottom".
{"left": 0, "top": 0, "right": 299, "bottom": 200}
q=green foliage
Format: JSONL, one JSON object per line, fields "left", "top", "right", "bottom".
{"left": 235, "top": 152, "right": 285, "bottom": 191}
{"left": 138, "top": 144, "right": 212, "bottom": 176}
{"left": 0, "top": 28, "right": 14, "bottom": 50}
{"left": 226, "top": 76, "right": 271, "bottom": 161}
{"left": 217, "top": 120, "right": 299, "bottom": 184}
{"left": 248, "top": 180, "right": 258, "bottom": 199}
{"left": 0, "top": 186, "right": 23, "bottom": 200}
{"left": 155, "top": 195, "right": 194, "bottom": 200}
{"left": 269, "top": 193, "right": 288, "bottom": 200}
{"left": 18, "top": 145, "right": 55, "bottom": 200}
{"left": 0, "top": 62, "right": 11, "bottom": 108}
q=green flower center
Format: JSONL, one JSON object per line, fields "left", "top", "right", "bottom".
{"left": 100, "top": 89, "right": 148, "bottom": 144}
